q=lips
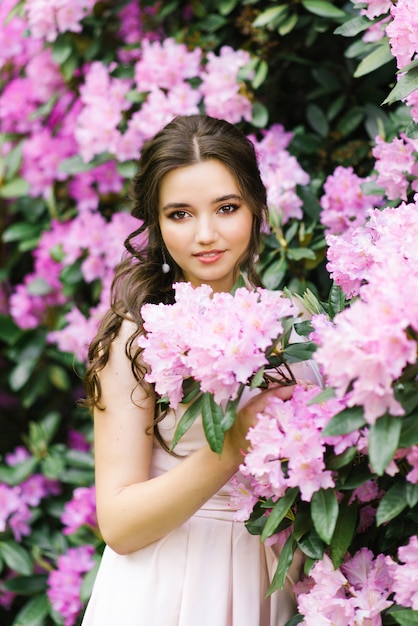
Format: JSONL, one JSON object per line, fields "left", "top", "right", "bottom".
{"left": 194, "top": 250, "right": 225, "bottom": 264}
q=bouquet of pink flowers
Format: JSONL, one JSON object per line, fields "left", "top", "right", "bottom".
{"left": 138, "top": 278, "right": 312, "bottom": 453}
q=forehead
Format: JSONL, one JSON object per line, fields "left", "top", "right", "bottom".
{"left": 159, "top": 159, "right": 240, "bottom": 203}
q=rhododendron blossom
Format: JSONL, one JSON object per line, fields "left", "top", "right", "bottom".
{"left": 200, "top": 46, "right": 253, "bottom": 124}
{"left": 61, "top": 486, "right": 97, "bottom": 535}
{"left": 319, "top": 166, "right": 383, "bottom": 235}
{"left": 388, "top": 535, "right": 418, "bottom": 609}
{"left": 25, "top": 0, "right": 97, "bottom": 42}
{"left": 134, "top": 38, "right": 202, "bottom": 92}
{"left": 138, "top": 282, "right": 296, "bottom": 408}
{"left": 372, "top": 134, "right": 418, "bottom": 201}
{"left": 250, "top": 125, "right": 310, "bottom": 224}
{"left": 296, "top": 551, "right": 394, "bottom": 626}
{"left": 47, "top": 545, "right": 96, "bottom": 626}
{"left": 236, "top": 386, "right": 351, "bottom": 504}
{"left": 316, "top": 201, "right": 418, "bottom": 423}
{"left": 386, "top": 0, "right": 418, "bottom": 69}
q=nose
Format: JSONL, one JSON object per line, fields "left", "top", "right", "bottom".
{"left": 195, "top": 215, "right": 218, "bottom": 245}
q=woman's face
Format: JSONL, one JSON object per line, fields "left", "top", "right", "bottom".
{"left": 158, "top": 159, "right": 254, "bottom": 293}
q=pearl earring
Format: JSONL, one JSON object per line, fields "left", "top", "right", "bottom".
{"left": 162, "top": 249, "right": 171, "bottom": 274}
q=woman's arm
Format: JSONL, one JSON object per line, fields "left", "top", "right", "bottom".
{"left": 94, "top": 320, "right": 293, "bottom": 555}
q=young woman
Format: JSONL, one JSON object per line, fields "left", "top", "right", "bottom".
{"left": 81, "top": 115, "right": 309, "bottom": 626}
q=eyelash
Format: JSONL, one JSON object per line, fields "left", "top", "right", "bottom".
{"left": 167, "top": 204, "right": 239, "bottom": 220}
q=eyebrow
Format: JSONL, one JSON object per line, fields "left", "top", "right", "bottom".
{"left": 160, "top": 194, "right": 243, "bottom": 213}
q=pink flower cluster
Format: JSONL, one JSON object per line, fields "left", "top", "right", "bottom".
{"left": 47, "top": 545, "right": 95, "bottom": 626}
{"left": 0, "top": 0, "right": 41, "bottom": 69}
{"left": 61, "top": 486, "right": 97, "bottom": 535}
{"left": 388, "top": 535, "right": 418, "bottom": 609}
{"left": 314, "top": 200, "right": 418, "bottom": 424}
{"left": 0, "top": 447, "right": 60, "bottom": 541}
{"left": 200, "top": 46, "right": 253, "bottom": 124}
{"left": 296, "top": 550, "right": 394, "bottom": 625}
{"left": 138, "top": 282, "right": 296, "bottom": 408}
{"left": 75, "top": 62, "right": 133, "bottom": 163}
{"left": 10, "top": 210, "right": 142, "bottom": 361}
{"left": 372, "top": 134, "right": 418, "bottom": 201}
{"left": 386, "top": 0, "right": 418, "bottom": 69}
{"left": 250, "top": 125, "right": 310, "bottom": 225}
{"left": 24, "top": 0, "right": 97, "bottom": 42}
{"left": 75, "top": 39, "right": 253, "bottom": 163}
{"left": 319, "top": 166, "right": 384, "bottom": 235}
{"left": 235, "top": 386, "right": 355, "bottom": 505}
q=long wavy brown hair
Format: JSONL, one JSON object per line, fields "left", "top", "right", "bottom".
{"left": 83, "top": 114, "right": 268, "bottom": 448}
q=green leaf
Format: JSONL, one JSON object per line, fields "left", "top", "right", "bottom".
{"left": 284, "top": 615, "right": 304, "bottom": 626}
{"left": 302, "top": 0, "right": 346, "bottom": 19}
{"left": 339, "top": 460, "right": 373, "bottom": 490}
{"left": 286, "top": 247, "right": 317, "bottom": 261}
{"left": 262, "top": 257, "right": 288, "bottom": 290}
{"left": 261, "top": 488, "right": 299, "bottom": 541}
{"left": 278, "top": 13, "right": 298, "bottom": 36}
{"left": 48, "top": 364, "right": 71, "bottom": 391}
{"left": 202, "top": 393, "right": 225, "bottom": 454}
{"left": 40, "top": 411, "right": 61, "bottom": 444}
{"left": 0, "top": 457, "right": 37, "bottom": 486}
{"left": 327, "top": 445, "right": 357, "bottom": 470}
{"left": 328, "top": 283, "right": 347, "bottom": 317}
{"left": 297, "top": 529, "right": 325, "bottom": 560}
{"left": 0, "top": 541, "right": 33, "bottom": 576}
{"left": 354, "top": 40, "right": 394, "bottom": 78}
{"left": 230, "top": 273, "right": 247, "bottom": 294}
{"left": 52, "top": 33, "right": 74, "bottom": 65}
{"left": 2, "top": 222, "right": 41, "bottom": 243}
{"left": 181, "top": 379, "right": 201, "bottom": 404}
{"left": 80, "top": 558, "right": 100, "bottom": 604}
{"left": 405, "top": 482, "right": 418, "bottom": 509}
{"left": 12, "top": 594, "right": 50, "bottom": 626}
{"left": 388, "top": 608, "right": 418, "bottom": 625}
{"left": 116, "top": 160, "right": 137, "bottom": 179}
{"left": 307, "top": 387, "right": 336, "bottom": 405}
{"left": 252, "top": 59, "right": 269, "bottom": 89}
{"left": 368, "top": 413, "right": 401, "bottom": 475}
{"left": 283, "top": 342, "right": 316, "bottom": 363}
{"left": 334, "top": 15, "right": 373, "bottom": 37}
{"left": 58, "top": 152, "right": 111, "bottom": 175}
{"left": 27, "top": 277, "right": 52, "bottom": 296}
{"left": 322, "top": 405, "right": 366, "bottom": 436}
{"left": 253, "top": 5, "right": 288, "bottom": 28}
{"left": 219, "top": 0, "right": 238, "bottom": 16}
{"left": 311, "top": 488, "right": 338, "bottom": 544}
{"left": 335, "top": 106, "right": 364, "bottom": 137}
{"left": 221, "top": 387, "right": 243, "bottom": 432}
{"left": 306, "top": 103, "right": 329, "bottom": 137}
{"left": 65, "top": 449, "right": 95, "bottom": 469}
{"left": 0, "top": 178, "right": 30, "bottom": 198}
{"left": 251, "top": 101, "right": 269, "bottom": 128}
{"left": 3, "top": 574, "right": 47, "bottom": 595}
{"left": 4, "top": 141, "right": 23, "bottom": 180}
{"left": 0, "top": 315, "right": 21, "bottom": 344}
{"left": 376, "top": 482, "right": 408, "bottom": 526}
{"left": 383, "top": 66, "right": 418, "bottom": 105}
{"left": 329, "top": 499, "right": 358, "bottom": 568}
{"left": 267, "top": 535, "right": 296, "bottom": 595}
{"left": 170, "top": 394, "right": 203, "bottom": 451}
{"left": 250, "top": 367, "right": 265, "bottom": 389}
{"left": 9, "top": 358, "right": 38, "bottom": 391}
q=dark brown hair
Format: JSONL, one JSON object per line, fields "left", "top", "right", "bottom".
{"left": 84, "top": 115, "right": 268, "bottom": 444}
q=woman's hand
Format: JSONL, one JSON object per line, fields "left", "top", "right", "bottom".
{"left": 223, "top": 383, "right": 295, "bottom": 463}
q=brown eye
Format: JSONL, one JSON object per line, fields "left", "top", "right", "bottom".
{"left": 217, "top": 204, "right": 239, "bottom": 214}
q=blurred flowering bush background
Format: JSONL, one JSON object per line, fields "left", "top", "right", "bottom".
{"left": 1, "top": 0, "right": 418, "bottom": 624}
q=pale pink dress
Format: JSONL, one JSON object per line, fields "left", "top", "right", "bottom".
{"left": 82, "top": 358, "right": 321, "bottom": 626}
